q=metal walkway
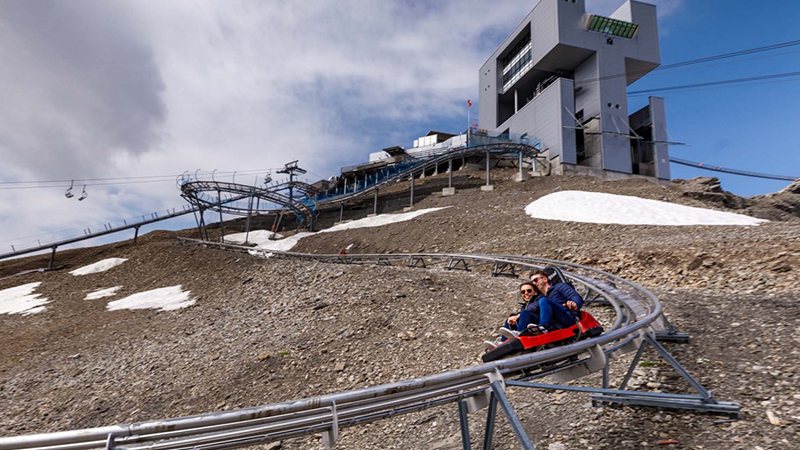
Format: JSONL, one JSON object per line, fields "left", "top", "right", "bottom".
{"left": 0, "top": 241, "right": 739, "bottom": 450}
{"left": 0, "top": 206, "right": 198, "bottom": 267}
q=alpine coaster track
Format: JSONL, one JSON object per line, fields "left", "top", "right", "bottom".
{"left": 0, "top": 241, "right": 740, "bottom": 450}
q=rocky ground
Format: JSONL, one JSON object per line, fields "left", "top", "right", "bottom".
{"left": 1, "top": 170, "right": 798, "bottom": 449}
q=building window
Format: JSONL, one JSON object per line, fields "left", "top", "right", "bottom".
{"left": 501, "top": 29, "right": 531, "bottom": 69}
{"left": 502, "top": 50, "right": 532, "bottom": 86}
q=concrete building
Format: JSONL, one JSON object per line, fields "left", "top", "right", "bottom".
{"left": 478, "top": 0, "right": 670, "bottom": 180}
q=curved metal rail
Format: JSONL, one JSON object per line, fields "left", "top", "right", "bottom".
{"left": 0, "top": 242, "right": 739, "bottom": 450}
{"left": 180, "top": 180, "right": 318, "bottom": 229}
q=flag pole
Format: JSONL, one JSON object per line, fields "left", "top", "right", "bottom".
{"left": 467, "top": 99, "right": 471, "bottom": 147}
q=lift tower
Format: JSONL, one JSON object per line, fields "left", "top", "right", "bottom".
{"left": 277, "top": 160, "right": 307, "bottom": 202}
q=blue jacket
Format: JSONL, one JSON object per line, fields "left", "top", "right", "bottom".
{"left": 546, "top": 283, "right": 584, "bottom": 311}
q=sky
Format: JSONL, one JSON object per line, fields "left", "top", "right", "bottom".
{"left": 0, "top": 0, "right": 798, "bottom": 254}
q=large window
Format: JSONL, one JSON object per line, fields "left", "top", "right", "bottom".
{"left": 585, "top": 14, "right": 639, "bottom": 39}
{"left": 502, "top": 49, "right": 531, "bottom": 86}
{"left": 501, "top": 29, "right": 531, "bottom": 69}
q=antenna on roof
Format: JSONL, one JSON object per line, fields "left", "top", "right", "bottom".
{"left": 65, "top": 180, "right": 75, "bottom": 199}
{"left": 78, "top": 185, "right": 88, "bottom": 201}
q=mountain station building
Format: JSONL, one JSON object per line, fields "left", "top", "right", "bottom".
{"left": 478, "top": 0, "right": 671, "bottom": 181}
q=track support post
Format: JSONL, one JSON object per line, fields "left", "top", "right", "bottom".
{"left": 458, "top": 400, "right": 471, "bottom": 450}
{"left": 410, "top": 174, "right": 415, "bottom": 207}
{"left": 489, "top": 381, "right": 536, "bottom": 450}
{"left": 48, "top": 246, "right": 57, "bottom": 270}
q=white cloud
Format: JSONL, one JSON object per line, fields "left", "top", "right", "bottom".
{"left": 0, "top": 0, "right": 684, "bottom": 250}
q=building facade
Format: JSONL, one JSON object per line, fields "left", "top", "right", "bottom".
{"left": 478, "top": 0, "right": 670, "bottom": 180}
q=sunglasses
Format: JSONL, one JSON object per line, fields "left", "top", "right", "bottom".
{"left": 520, "top": 288, "right": 534, "bottom": 294}
{"left": 531, "top": 277, "right": 545, "bottom": 284}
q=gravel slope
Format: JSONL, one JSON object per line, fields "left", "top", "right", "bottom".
{"left": 1, "top": 171, "right": 798, "bottom": 449}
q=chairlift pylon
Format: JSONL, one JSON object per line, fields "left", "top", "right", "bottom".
{"left": 65, "top": 180, "right": 75, "bottom": 199}
{"left": 78, "top": 185, "right": 87, "bottom": 201}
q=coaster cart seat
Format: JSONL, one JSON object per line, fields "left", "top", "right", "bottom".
{"left": 482, "top": 311, "right": 603, "bottom": 363}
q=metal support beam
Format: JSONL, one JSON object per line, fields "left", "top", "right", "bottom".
{"left": 506, "top": 380, "right": 739, "bottom": 416}
{"left": 339, "top": 204, "right": 344, "bottom": 222}
{"left": 485, "top": 150, "right": 490, "bottom": 186}
{"left": 448, "top": 158, "right": 453, "bottom": 188}
{"left": 489, "top": 382, "right": 536, "bottom": 450}
{"left": 410, "top": 174, "right": 415, "bottom": 207}
{"left": 48, "top": 246, "right": 57, "bottom": 270}
{"left": 134, "top": 226, "right": 141, "bottom": 244}
{"left": 482, "top": 392, "right": 498, "bottom": 450}
{"left": 272, "top": 212, "right": 284, "bottom": 239}
{"left": 244, "top": 196, "right": 254, "bottom": 244}
{"left": 373, "top": 189, "right": 378, "bottom": 215}
{"left": 217, "top": 190, "right": 225, "bottom": 243}
{"left": 518, "top": 151, "right": 523, "bottom": 178}
{"left": 618, "top": 338, "right": 647, "bottom": 392}
{"left": 642, "top": 333, "right": 712, "bottom": 400}
{"left": 198, "top": 207, "right": 208, "bottom": 241}
{"left": 458, "top": 400, "right": 471, "bottom": 450}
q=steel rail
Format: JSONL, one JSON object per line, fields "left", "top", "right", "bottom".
{"left": 2, "top": 243, "right": 709, "bottom": 450}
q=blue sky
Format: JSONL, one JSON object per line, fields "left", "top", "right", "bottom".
{"left": 0, "top": 0, "right": 798, "bottom": 252}
{"left": 625, "top": 0, "right": 800, "bottom": 196}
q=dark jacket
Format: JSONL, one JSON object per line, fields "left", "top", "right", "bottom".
{"left": 514, "top": 294, "right": 545, "bottom": 318}
{"left": 546, "top": 283, "right": 584, "bottom": 311}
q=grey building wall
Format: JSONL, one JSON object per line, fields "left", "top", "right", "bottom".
{"left": 495, "top": 78, "right": 576, "bottom": 165}
{"left": 649, "top": 96, "right": 671, "bottom": 180}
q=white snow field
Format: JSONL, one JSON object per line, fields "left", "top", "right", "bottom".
{"left": 225, "top": 207, "right": 449, "bottom": 252}
{"left": 0, "top": 282, "right": 49, "bottom": 315}
{"left": 84, "top": 286, "right": 122, "bottom": 300}
{"left": 69, "top": 258, "right": 128, "bottom": 276}
{"left": 106, "top": 286, "right": 195, "bottom": 312}
{"left": 525, "top": 191, "right": 768, "bottom": 226}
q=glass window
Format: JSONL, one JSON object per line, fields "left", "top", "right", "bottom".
{"left": 585, "top": 14, "right": 639, "bottom": 39}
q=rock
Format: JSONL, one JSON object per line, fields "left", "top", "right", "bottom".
{"left": 767, "top": 410, "right": 783, "bottom": 425}
{"left": 548, "top": 442, "right": 566, "bottom": 450}
{"left": 334, "top": 362, "right": 346, "bottom": 372}
{"left": 257, "top": 352, "right": 270, "bottom": 361}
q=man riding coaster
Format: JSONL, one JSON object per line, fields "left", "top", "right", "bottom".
{"left": 485, "top": 267, "right": 584, "bottom": 350}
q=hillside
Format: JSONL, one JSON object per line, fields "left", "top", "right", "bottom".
{"left": 1, "top": 171, "right": 798, "bottom": 449}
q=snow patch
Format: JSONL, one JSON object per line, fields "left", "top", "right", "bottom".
{"left": 320, "top": 207, "right": 449, "bottom": 233}
{"left": 0, "top": 282, "right": 49, "bottom": 315}
{"left": 525, "top": 191, "right": 768, "bottom": 226}
{"left": 85, "top": 286, "right": 122, "bottom": 300}
{"left": 106, "top": 286, "right": 195, "bottom": 312}
{"left": 226, "top": 207, "right": 448, "bottom": 252}
{"left": 70, "top": 258, "right": 128, "bottom": 276}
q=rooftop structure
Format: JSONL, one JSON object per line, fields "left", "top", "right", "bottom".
{"left": 478, "top": 0, "right": 670, "bottom": 180}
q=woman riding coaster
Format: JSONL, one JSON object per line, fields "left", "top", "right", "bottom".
{"left": 485, "top": 267, "right": 584, "bottom": 349}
